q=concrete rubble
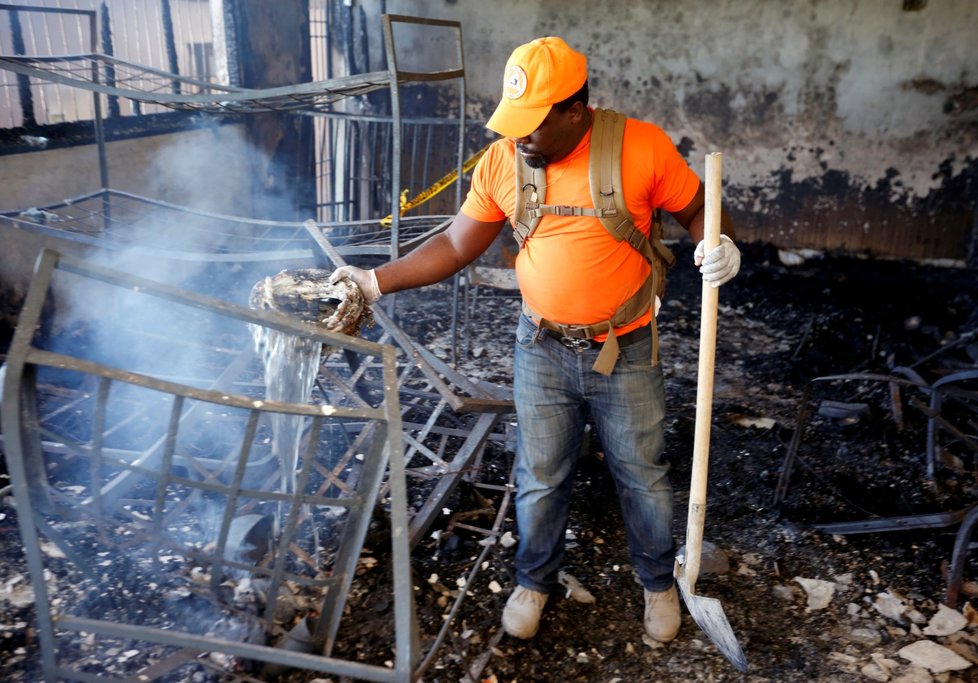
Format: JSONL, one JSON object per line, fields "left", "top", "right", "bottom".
{"left": 790, "top": 572, "right": 976, "bottom": 681}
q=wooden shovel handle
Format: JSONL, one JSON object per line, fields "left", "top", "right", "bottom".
{"left": 684, "top": 152, "right": 723, "bottom": 589}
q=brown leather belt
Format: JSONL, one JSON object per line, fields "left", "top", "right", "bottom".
{"left": 543, "top": 323, "right": 651, "bottom": 353}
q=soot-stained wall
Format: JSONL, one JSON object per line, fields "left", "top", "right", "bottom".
{"left": 382, "top": 0, "right": 978, "bottom": 262}
{"left": 233, "top": 0, "right": 316, "bottom": 220}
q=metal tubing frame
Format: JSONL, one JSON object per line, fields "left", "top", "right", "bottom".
{"left": 1, "top": 188, "right": 455, "bottom": 261}
{"left": 1, "top": 247, "right": 418, "bottom": 682}
{"left": 0, "top": 9, "right": 468, "bottom": 263}
{"left": 304, "top": 222, "right": 513, "bottom": 551}
{"left": 945, "top": 504, "right": 978, "bottom": 608}
{"left": 773, "top": 372, "right": 933, "bottom": 508}
{"left": 381, "top": 14, "right": 465, "bottom": 260}
{"left": 775, "top": 370, "right": 978, "bottom": 509}
{"left": 774, "top": 369, "right": 978, "bottom": 612}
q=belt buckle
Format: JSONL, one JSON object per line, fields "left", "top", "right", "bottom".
{"left": 560, "top": 335, "right": 592, "bottom": 352}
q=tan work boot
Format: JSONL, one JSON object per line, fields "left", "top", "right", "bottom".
{"left": 644, "top": 585, "right": 681, "bottom": 642}
{"left": 502, "top": 586, "right": 549, "bottom": 639}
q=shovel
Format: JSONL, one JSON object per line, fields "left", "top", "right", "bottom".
{"left": 674, "top": 152, "right": 748, "bottom": 672}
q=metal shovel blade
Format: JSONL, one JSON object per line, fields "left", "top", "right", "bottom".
{"left": 675, "top": 561, "right": 748, "bottom": 672}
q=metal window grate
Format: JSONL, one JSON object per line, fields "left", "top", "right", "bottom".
{"left": 0, "top": 0, "right": 219, "bottom": 125}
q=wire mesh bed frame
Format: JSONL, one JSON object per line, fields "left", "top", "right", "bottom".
{"left": 0, "top": 7, "right": 518, "bottom": 681}
{"left": 0, "top": 188, "right": 453, "bottom": 262}
{"left": 2, "top": 241, "right": 514, "bottom": 681}
{"left": 0, "top": 6, "right": 468, "bottom": 261}
{"left": 3, "top": 246, "right": 418, "bottom": 681}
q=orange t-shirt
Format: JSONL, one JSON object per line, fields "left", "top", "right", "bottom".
{"left": 461, "top": 113, "right": 700, "bottom": 339}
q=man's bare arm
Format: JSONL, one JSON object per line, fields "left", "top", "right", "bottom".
{"left": 668, "top": 182, "right": 736, "bottom": 244}
{"left": 669, "top": 181, "right": 741, "bottom": 287}
{"left": 375, "top": 213, "right": 508, "bottom": 294}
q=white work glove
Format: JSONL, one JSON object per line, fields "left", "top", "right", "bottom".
{"left": 694, "top": 234, "right": 741, "bottom": 287}
{"left": 328, "top": 266, "right": 381, "bottom": 304}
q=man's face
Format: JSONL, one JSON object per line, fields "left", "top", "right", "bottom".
{"left": 513, "top": 103, "right": 583, "bottom": 169}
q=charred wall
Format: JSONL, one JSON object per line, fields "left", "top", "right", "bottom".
{"left": 2, "top": 1, "right": 975, "bottom": 264}
{"left": 383, "top": 0, "right": 978, "bottom": 263}
{"left": 231, "top": 0, "right": 316, "bottom": 220}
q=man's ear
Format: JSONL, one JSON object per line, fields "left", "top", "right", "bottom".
{"left": 569, "top": 100, "right": 587, "bottom": 124}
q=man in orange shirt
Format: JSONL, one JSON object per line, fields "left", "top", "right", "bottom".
{"left": 332, "top": 36, "right": 740, "bottom": 643}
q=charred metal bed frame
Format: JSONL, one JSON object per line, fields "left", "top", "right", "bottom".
{"left": 3, "top": 241, "right": 518, "bottom": 682}
{"left": 2, "top": 247, "right": 419, "bottom": 681}
{"left": 0, "top": 7, "right": 467, "bottom": 260}
{"left": 0, "top": 188, "right": 453, "bottom": 264}
{"left": 2, "top": 8, "right": 518, "bottom": 679}
{"left": 773, "top": 366, "right": 978, "bottom": 607}
{"left": 1, "top": 4, "right": 479, "bottom": 356}
{"left": 3, "top": 244, "right": 512, "bottom": 680}
{"left": 1, "top": 240, "right": 516, "bottom": 681}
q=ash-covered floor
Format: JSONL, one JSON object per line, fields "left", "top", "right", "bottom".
{"left": 2, "top": 240, "right": 978, "bottom": 682}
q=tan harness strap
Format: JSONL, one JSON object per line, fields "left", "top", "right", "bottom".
{"left": 530, "top": 204, "right": 600, "bottom": 218}
{"left": 511, "top": 107, "right": 675, "bottom": 373}
{"left": 591, "top": 108, "right": 621, "bottom": 214}
{"left": 513, "top": 109, "right": 634, "bottom": 247}
{"left": 523, "top": 268, "right": 660, "bottom": 375}
{"left": 513, "top": 161, "right": 543, "bottom": 246}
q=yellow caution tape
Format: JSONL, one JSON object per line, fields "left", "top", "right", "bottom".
{"left": 380, "top": 142, "right": 492, "bottom": 227}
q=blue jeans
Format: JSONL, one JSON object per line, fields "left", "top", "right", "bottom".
{"left": 512, "top": 313, "right": 675, "bottom": 594}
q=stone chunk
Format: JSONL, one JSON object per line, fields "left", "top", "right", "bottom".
{"left": 897, "top": 639, "right": 973, "bottom": 673}
{"left": 794, "top": 576, "right": 837, "bottom": 611}
{"left": 922, "top": 604, "right": 968, "bottom": 637}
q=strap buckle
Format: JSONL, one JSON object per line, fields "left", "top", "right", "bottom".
{"left": 560, "top": 336, "right": 592, "bottom": 352}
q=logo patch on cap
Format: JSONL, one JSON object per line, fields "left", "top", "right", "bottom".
{"left": 503, "top": 65, "right": 527, "bottom": 100}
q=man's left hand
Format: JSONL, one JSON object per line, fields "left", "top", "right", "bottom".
{"left": 694, "top": 234, "right": 741, "bottom": 287}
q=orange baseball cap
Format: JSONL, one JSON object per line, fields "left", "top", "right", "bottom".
{"left": 486, "top": 36, "right": 587, "bottom": 139}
